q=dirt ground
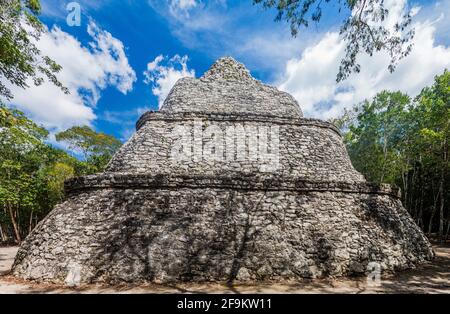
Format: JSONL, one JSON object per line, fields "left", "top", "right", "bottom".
{"left": 1, "top": 245, "right": 449, "bottom": 294}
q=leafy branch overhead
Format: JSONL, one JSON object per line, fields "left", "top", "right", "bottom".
{"left": 253, "top": 0, "right": 415, "bottom": 81}
{"left": 0, "top": 0, "right": 68, "bottom": 100}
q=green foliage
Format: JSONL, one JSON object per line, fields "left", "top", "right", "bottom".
{"left": 253, "top": 0, "right": 414, "bottom": 82}
{"left": 0, "top": 104, "right": 121, "bottom": 243}
{"left": 333, "top": 70, "right": 450, "bottom": 239}
{"left": 414, "top": 69, "right": 450, "bottom": 144}
{"left": 55, "top": 125, "right": 122, "bottom": 174}
{"left": 0, "top": 0, "right": 68, "bottom": 100}
{"left": 342, "top": 91, "right": 411, "bottom": 183}
{"left": 0, "top": 102, "right": 51, "bottom": 242}
{"left": 43, "top": 162, "right": 75, "bottom": 203}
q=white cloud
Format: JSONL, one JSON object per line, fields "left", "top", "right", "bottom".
{"left": 86, "top": 23, "right": 136, "bottom": 95}
{"left": 143, "top": 54, "right": 195, "bottom": 108}
{"left": 169, "top": 0, "right": 198, "bottom": 17}
{"left": 148, "top": 0, "right": 309, "bottom": 78}
{"left": 4, "top": 21, "right": 136, "bottom": 131}
{"left": 277, "top": 0, "right": 450, "bottom": 119}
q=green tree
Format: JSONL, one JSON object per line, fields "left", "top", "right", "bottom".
{"left": 0, "top": 103, "right": 48, "bottom": 243}
{"left": 333, "top": 70, "right": 449, "bottom": 241}
{"left": 55, "top": 125, "right": 122, "bottom": 174}
{"left": 338, "top": 91, "right": 410, "bottom": 183}
{"left": 0, "top": 105, "right": 122, "bottom": 243}
{"left": 253, "top": 0, "right": 414, "bottom": 82}
{"left": 0, "top": 0, "right": 68, "bottom": 100}
{"left": 413, "top": 70, "right": 449, "bottom": 241}
{"left": 0, "top": 104, "right": 76, "bottom": 243}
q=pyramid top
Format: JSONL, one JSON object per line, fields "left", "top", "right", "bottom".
{"left": 160, "top": 57, "right": 303, "bottom": 118}
{"left": 201, "top": 57, "right": 254, "bottom": 82}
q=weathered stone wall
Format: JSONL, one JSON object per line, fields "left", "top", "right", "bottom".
{"left": 64, "top": 174, "right": 400, "bottom": 197}
{"left": 12, "top": 57, "right": 434, "bottom": 285}
{"left": 13, "top": 175, "right": 433, "bottom": 284}
{"left": 106, "top": 112, "right": 365, "bottom": 182}
{"left": 160, "top": 59, "right": 302, "bottom": 118}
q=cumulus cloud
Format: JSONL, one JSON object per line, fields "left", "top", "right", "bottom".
{"left": 4, "top": 21, "right": 136, "bottom": 131}
{"left": 277, "top": 0, "right": 450, "bottom": 119}
{"left": 143, "top": 54, "right": 195, "bottom": 108}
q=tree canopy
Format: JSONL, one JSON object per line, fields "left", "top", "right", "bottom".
{"left": 253, "top": 0, "right": 415, "bottom": 82}
{"left": 0, "top": 0, "right": 68, "bottom": 100}
{"left": 0, "top": 105, "right": 121, "bottom": 243}
{"left": 55, "top": 125, "right": 122, "bottom": 173}
{"left": 332, "top": 70, "right": 450, "bottom": 241}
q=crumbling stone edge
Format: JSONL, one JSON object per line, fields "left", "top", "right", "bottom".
{"left": 136, "top": 111, "right": 342, "bottom": 136}
{"left": 65, "top": 173, "right": 401, "bottom": 198}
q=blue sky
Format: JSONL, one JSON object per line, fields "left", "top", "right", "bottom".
{"left": 4, "top": 0, "right": 450, "bottom": 142}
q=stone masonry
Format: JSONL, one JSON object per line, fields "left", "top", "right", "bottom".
{"left": 12, "top": 57, "right": 433, "bottom": 284}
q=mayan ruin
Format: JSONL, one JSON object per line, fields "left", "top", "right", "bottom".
{"left": 11, "top": 57, "right": 434, "bottom": 285}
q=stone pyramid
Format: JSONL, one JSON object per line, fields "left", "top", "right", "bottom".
{"left": 13, "top": 57, "right": 433, "bottom": 284}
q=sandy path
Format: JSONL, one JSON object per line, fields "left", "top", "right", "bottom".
{"left": 1, "top": 245, "right": 449, "bottom": 294}
{"left": 0, "top": 247, "right": 18, "bottom": 276}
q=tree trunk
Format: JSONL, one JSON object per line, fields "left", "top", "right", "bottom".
{"left": 413, "top": 199, "right": 418, "bottom": 222}
{"left": 7, "top": 203, "right": 21, "bottom": 244}
{"left": 428, "top": 186, "right": 440, "bottom": 236}
{"left": 445, "top": 220, "right": 450, "bottom": 241}
{"left": 1, "top": 206, "right": 8, "bottom": 242}
{"left": 28, "top": 210, "right": 34, "bottom": 235}
{"left": 438, "top": 178, "right": 444, "bottom": 242}
{"left": 438, "top": 138, "right": 447, "bottom": 242}
{"left": 401, "top": 157, "right": 412, "bottom": 212}
{"left": 0, "top": 224, "right": 6, "bottom": 242}
{"left": 417, "top": 206, "right": 424, "bottom": 230}
{"left": 417, "top": 168, "right": 425, "bottom": 230}
{"left": 410, "top": 162, "right": 417, "bottom": 217}
{"left": 380, "top": 134, "right": 388, "bottom": 183}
